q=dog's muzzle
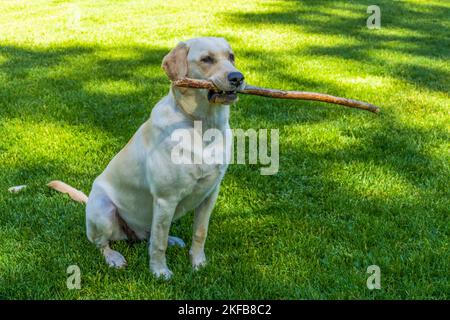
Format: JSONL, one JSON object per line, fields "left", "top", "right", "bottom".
{"left": 208, "top": 72, "right": 244, "bottom": 104}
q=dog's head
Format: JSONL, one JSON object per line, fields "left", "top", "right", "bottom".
{"left": 162, "top": 37, "right": 245, "bottom": 105}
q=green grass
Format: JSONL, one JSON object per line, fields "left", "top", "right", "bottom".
{"left": 0, "top": 0, "right": 449, "bottom": 299}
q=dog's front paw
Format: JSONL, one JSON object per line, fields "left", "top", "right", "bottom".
{"left": 190, "top": 250, "right": 207, "bottom": 270}
{"left": 104, "top": 249, "right": 127, "bottom": 269}
{"left": 151, "top": 266, "right": 173, "bottom": 280}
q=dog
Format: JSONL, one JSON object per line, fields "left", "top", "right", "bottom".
{"left": 48, "top": 37, "right": 245, "bottom": 279}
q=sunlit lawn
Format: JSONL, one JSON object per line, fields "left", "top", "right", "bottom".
{"left": 0, "top": 0, "right": 448, "bottom": 299}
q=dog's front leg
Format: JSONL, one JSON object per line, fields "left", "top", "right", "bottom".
{"left": 190, "top": 186, "right": 220, "bottom": 270}
{"left": 149, "top": 197, "right": 177, "bottom": 279}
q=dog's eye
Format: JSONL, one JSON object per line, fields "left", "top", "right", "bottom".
{"left": 229, "top": 53, "right": 235, "bottom": 62}
{"left": 201, "top": 56, "right": 214, "bottom": 64}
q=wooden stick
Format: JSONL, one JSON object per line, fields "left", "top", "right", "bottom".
{"left": 173, "top": 78, "right": 380, "bottom": 114}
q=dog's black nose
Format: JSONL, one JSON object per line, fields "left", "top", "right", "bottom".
{"left": 228, "top": 72, "right": 244, "bottom": 87}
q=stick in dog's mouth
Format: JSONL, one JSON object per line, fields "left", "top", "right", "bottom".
{"left": 173, "top": 78, "right": 381, "bottom": 113}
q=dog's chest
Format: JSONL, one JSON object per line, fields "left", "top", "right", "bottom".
{"left": 173, "top": 162, "right": 227, "bottom": 218}
{"left": 185, "top": 148, "right": 229, "bottom": 191}
{"left": 174, "top": 136, "right": 230, "bottom": 212}
{"left": 175, "top": 124, "right": 231, "bottom": 179}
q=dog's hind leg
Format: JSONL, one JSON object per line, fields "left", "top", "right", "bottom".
{"left": 86, "top": 192, "right": 128, "bottom": 268}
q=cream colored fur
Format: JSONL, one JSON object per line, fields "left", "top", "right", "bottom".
{"left": 48, "top": 37, "right": 245, "bottom": 279}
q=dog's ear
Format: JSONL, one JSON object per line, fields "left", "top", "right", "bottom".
{"left": 162, "top": 42, "right": 189, "bottom": 81}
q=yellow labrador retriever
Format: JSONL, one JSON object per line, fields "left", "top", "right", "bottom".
{"left": 49, "top": 37, "right": 245, "bottom": 279}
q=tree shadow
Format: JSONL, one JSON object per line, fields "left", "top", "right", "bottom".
{"left": 0, "top": 44, "right": 170, "bottom": 141}
{"left": 225, "top": 0, "right": 449, "bottom": 93}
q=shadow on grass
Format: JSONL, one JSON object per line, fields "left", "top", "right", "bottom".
{"left": 217, "top": 113, "right": 449, "bottom": 298}
{"left": 0, "top": 45, "right": 169, "bottom": 140}
{"left": 225, "top": 0, "right": 450, "bottom": 93}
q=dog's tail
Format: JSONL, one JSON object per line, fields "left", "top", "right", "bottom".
{"left": 47, "top": 180, "right": 88, "bottom": 204}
